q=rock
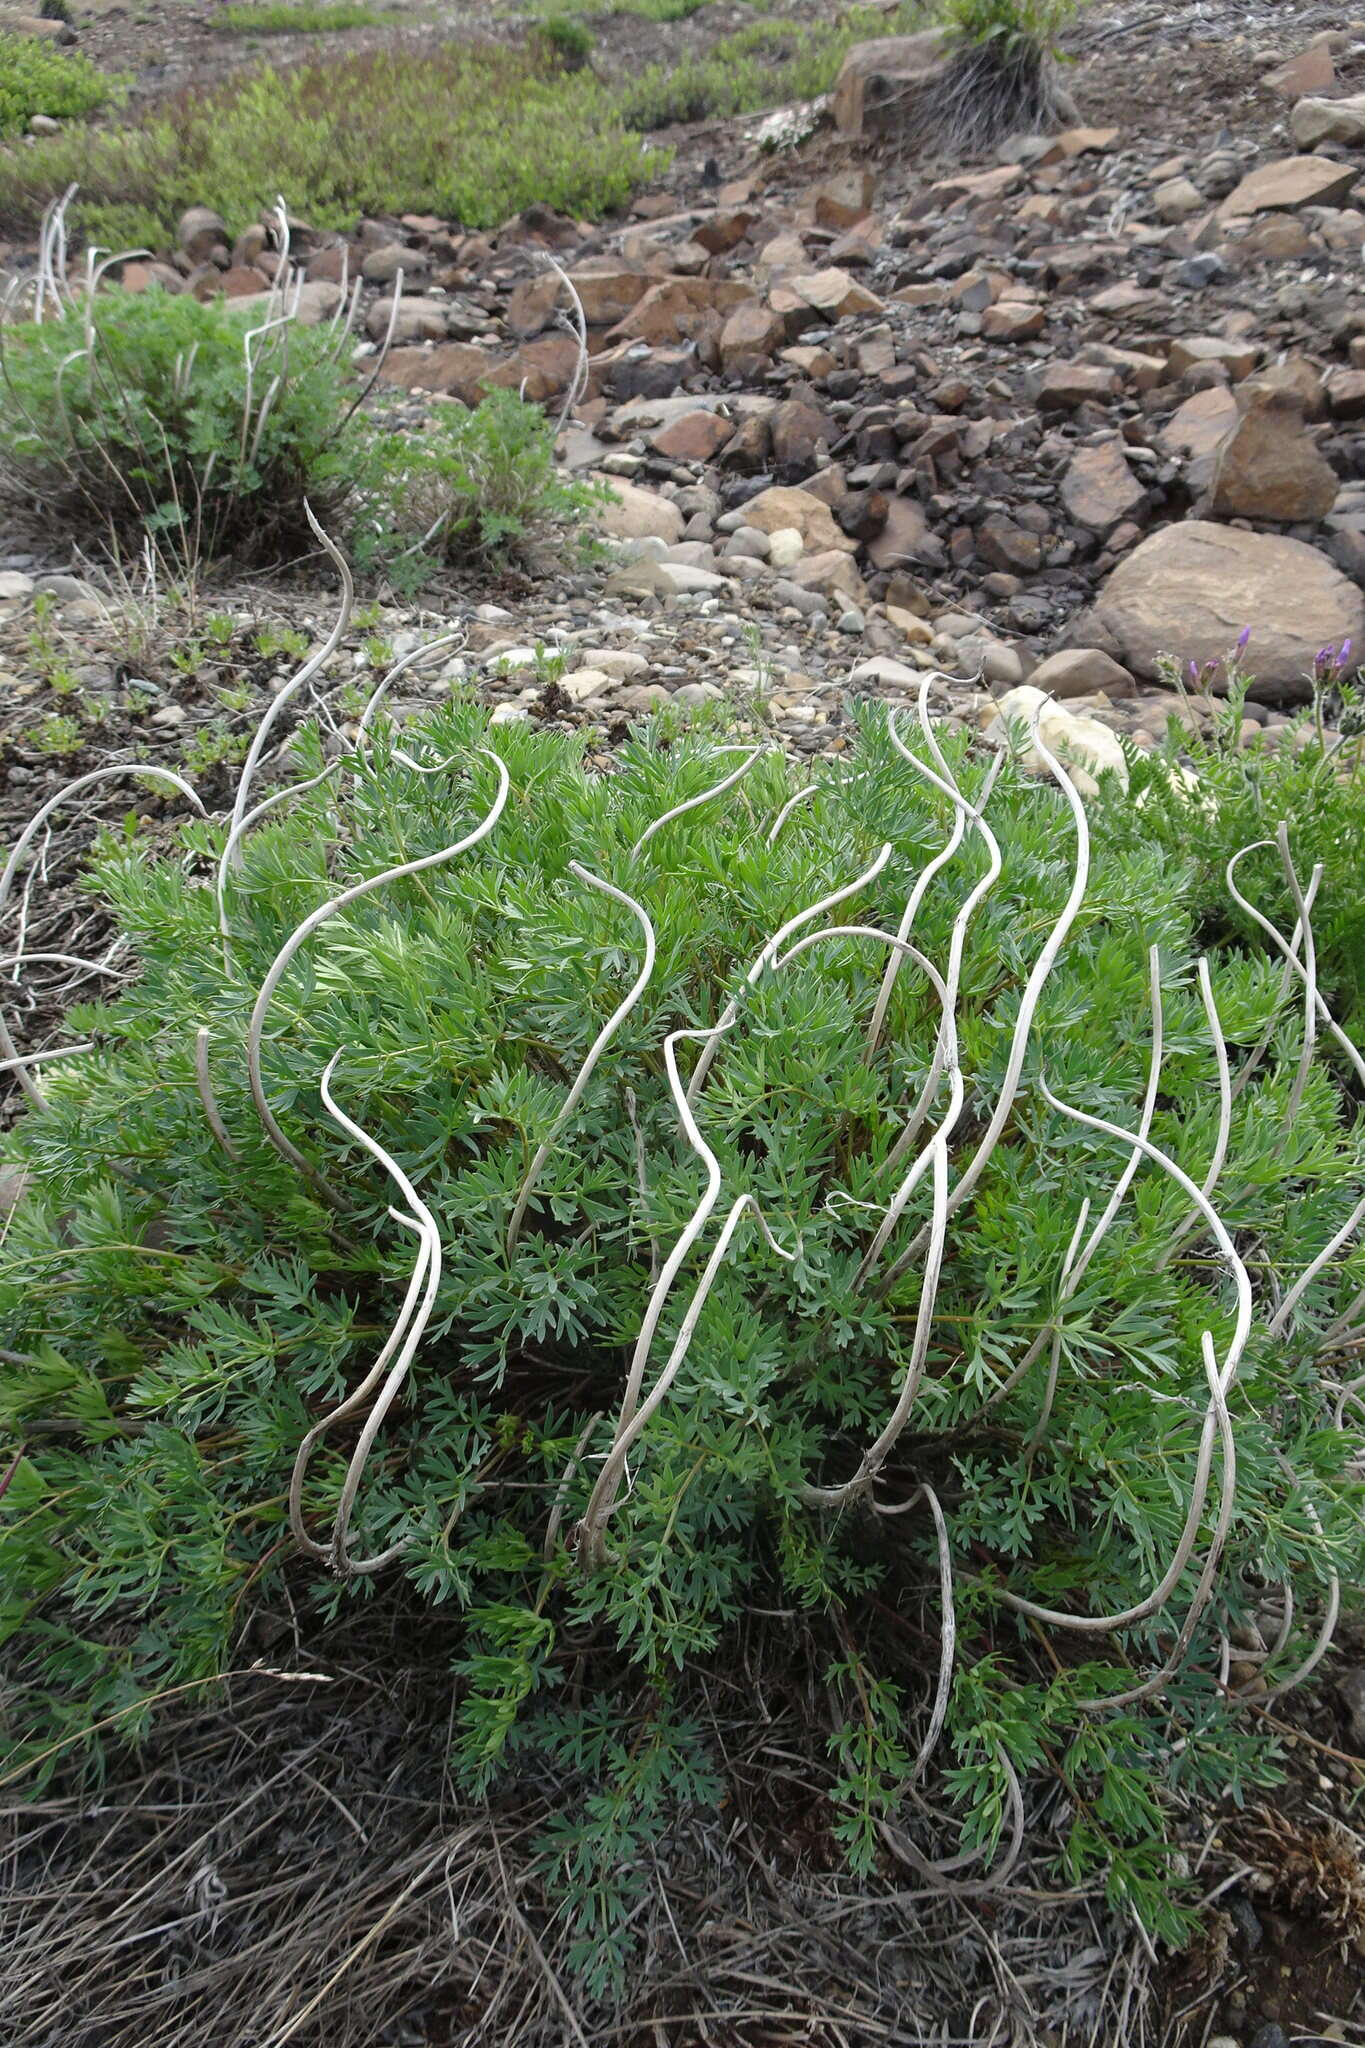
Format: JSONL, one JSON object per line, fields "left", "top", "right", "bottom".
{"left": 978, "top": 514, "right": 1042, "bottom": 574}
{"left": 813, "top": 170, "right": 875, "bottom": 229}
{"left": 719, "top": 301, "right": 785, "bottom": 370}
{"left": 1159, "top": 387, "right": 1240, "bottom": 467}
{"left": 849, "top": 656, "right": 921, "bottom": 687}
{"left": 790, "top": 551, "right": 868, "bottom": 607}
{"left": 367, "top": 295, "right": 447, "bottom": 344}
{"left": 1338, "top": 1667, "right": 1365, "bottom": 1751}
{"left": 1220, "top": 155, "right": 1358, "bottom": 216}
{"left": 740, "top": 486, "right": 857, "bottom": 555}
{"left": 1029, "top": 648, "right": 1136, "bottom": 698}
{"left": 505, "top": 271, "right": 564, "bottom": 339}
{"left": 566, "top": 266, "right": 652, "bottom": 327}
{"left": 596, "top": 478, "right": 684, "bottom": 544}
{"left": 1168, "top": 336, "right": 1258, "bottom": 382}
{"left": 605, "top": 561, "right": 725, "bottom": 599}
{"left": 560, "top": 668, "right": 614, "bottom": 704}
{"left": 985, "top": 686, "right": 1129, "bottom": 797}
{"left": 360, "top": 244, "right": 426, "bottom": 286}
{"left": 1061, "top": 438, "right": 1145, "bottom": 533}
{"left": 1153, "top": 176, "right": 1206, "bottom": 222}
{"left": 27, "top": 112, "right": 59, "bottom": 136}
{"left": 1207, "top": 388, "right": 1338, "bottom": 524}
{"left": 607, "top": 277, "right": 754, "bottom": 346}
{"left": 379, "top": 341, "right": 500, "bottom": 399}
{"left": 981, "top": 301, "right": 1046, "bottom": 341}
{"left": 767, "top": 527, "right": 805, "bottom": 569}
{"left": 0, "top": 570, "right": 34, "bottom": 600}
{"left": 868, "top": 496, "right": 945, "bottom": 571}
{"left": 723, "top": 526, "right": 771, "bottom": 561}
{"left": 1036, "top": 364, "right": 1121, "bottom": 411}
{"left": 770, "top": 399, "right": 832, "bottom": 474}
{"left": 1327, "top": 370, "right": 1365, "bottom": 421}
{"left": 1074, "top": 521, "right": 1365, "bottom": 704}
{"left": 831, "top": 31, "right": 950, "bottom": 142}
{"left": 1290, "top": 92, "right": 1365, "bottom": 147}
{"left": 1263, "top": 43, "right": 1335, "bottom": 96}
{"left": 178, "top": 206, "right": 227, "bottom": 264}
{"left": 648, "top": 411, "right": 736, "bottom": 462}
{"left": 788, "top": 269, "right": 884, "bottom": 321}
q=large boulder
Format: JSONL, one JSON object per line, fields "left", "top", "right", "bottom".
{"left": 1206, "top": 387, "right": 1338, "bottom": 524}
{"left": 832, "top": 31, "right": 951, "bottom": 141}
{"left": 1291, "top": 92, "right": 1365, "bottom": 148}
{"left": 1069, "top": 521, "right": 1365, "bottom": 704}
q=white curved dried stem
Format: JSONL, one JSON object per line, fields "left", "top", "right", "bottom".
{"left": 194, "top": 1026, "right": 240, "bottom": 1163}
{"left": 1271, "top": 1183, "right": 1365, "bottom": 1339}
{"left": 1276, "top": 824, "right": 1320, "bottom": 1125}
{"left": 871, "top": 1483, "right": 955, "bottom": 1784}
{"left": 880, "top": 1752, "right": 1024, "bottom": 1894}
{"left": 684, "top": 842, "right": 895, "bottom": 1111}
{"left": 246, "top": 752, "right": 509, "bottom": 1206}
{"left": 543, "top": 257, "right": 590, "bottom": 438}
{"left": 872, "top": 705, "right": 1089, "bottom": 1301}
{"left": 0, "top": 1042, "right": 95, "bottom": 1076}
{"left": 629, "top": 746, "right": 768, "bottom": 862}
{"left": 866, "top": 687, "right": 1002, "bottom": 1068}
{"left": 288, "top": 1054, "right": 445, "bottom": 1574}
{"left": 342, "top": 268, "right": 404, "bottom": 426}
{"left": 765, "top": 781, "right": 817, "bottom": 847}
{"left": 576, "top": 1189, "right": 797, "bottom": 1568}
{"left": 507, "top": 865, "right": 657, "bottom": 1259}
{"left": 544, "top": 1411, "right": 602, "bottom": 1563}
{"left": 0, "top": 765, "right": 203, "bottom": 1108}
{"left": 1254, "top": 1481, "right": 1339, "bottom": 1705}
{"left": 1225, "top": 843, "right": 1365, "bottom": 1091}
{"left": 225, "top": 510, "right": 354, "bottom": 876}
{"left": 990, "top": 1079, "right": 1250, "bottom": 1638}
{"left": 1230, "top": 868, "right": 1320, "bottom": 1107}
{"left": 1156, "top": 957, "right": 1232, "bottom": 1272}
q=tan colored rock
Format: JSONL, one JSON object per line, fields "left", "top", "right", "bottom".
{"left": 379, "top": 342, "right": 499, "bottom": 400}
{"left": 1159, "top": 387, "right": 1240, "bottom": 462}
{"left": 1072, "top": 520, "right": 1365, "bottom": 703}
{"left": 1061, "top": 438, "right": 1145, "bottom": 533}
{"left": 1236, "top": 211, "right": 1314, "bottom": 261}
{"left": 740, "top": 486, "right": 856, "bottom": 555}
{"left": 1207, "top": 389, "right": 1338, "bottom": 524}
{"left": 178, "top": 206, "right": 228, "bottom": 264}
{"left": 1263, "top": 43, "right": 1335, "bottom": 97}
{"left": 831, "top": 31, "right": 950, "bottom": 142}
{"left": 1220, "top": 155, "right": 1358, "bottom": 217}
{"left": 770, "top": 399, "right": 832, "bottom": 475}
{"left": 1055, "top": 126, "right": 1119, "bottom": 155}
{"left": 567, "top": 266, "right": 652, "bottom": 327}
{"left": 867, "top": 496, "right": 942, "bottom": 572}
{"left": 1291, "top": 93, "right": 1365, "bottom": 147}
{"left": 1153, "top": 176, "right": 1206, "bottom": 222}
{"left": 813, "top": 170, "right": 875, "bottom": 230}
{"left": 648, "top": 410, "right": 735, "bottom": 462}
{"left": 1327, "top": 370, "right": 1365, "bottom": 421}
{"left": 0, "top": 12, "right": 75, "bottom": 38}
{"left": 790, "top": 550, "right": 867, "bottom": 606}
{"left": 719, "top": 301, "right": 785, "bottom": 370}
{"left": 1036, "top": 363, "right": 1121, "bottom": 411}
{"left": 1029, "top": 647, "right": 1136, "bottom": 698}
{"left": 693, "top": 208, "right": 760, "bottom": 254}
{"left": 781, "top": 343, "right": 836, "bottom": 379}
{"left": 505, "top": 271, "right": 563, "bottom": 339}
{"left": 790, "top": 268, "right": 883, "bottom": 321}
{"left": 607, "top": 277, "right": 753, "bottom": 346}
{"left": 981, "top": 301, "right": 1046, "bottom": 341}
{"left": 367, "top": 295, "right": 447, "bottom": 344}
{"left": 1168, "top": 335, "right": 1258, "bottom": 382}
{"left": 595, "top": 478, "right": 684, "bottom": 544}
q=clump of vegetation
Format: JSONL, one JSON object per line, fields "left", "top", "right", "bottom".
{"left": 218, "top": 1, "right": 387, "bottom": 32}
{"left": 538, "top": 11, "right": 595, "bottom": 65}
{"left": 618, "top": 12, "right": 908, "bottom": 129}
{"left": 935, "top": 0, "right": 1081, "bottom": 150}
{"left": 0, "top": 41, "right": 668, "bottom": 245}
{"left": 0, "top": 31, "right": 111, "bottom": 136}
{"left": 0, "top": 284, "right": 369, "bottom": 565}
{"left": 2, "top": 678, "right": 1362, "bottom": 1986}
{"left": 358, "top": 388, "right": 613, "bottom": 581}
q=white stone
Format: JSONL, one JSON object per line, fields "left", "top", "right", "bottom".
{"left": 573, "top": 648, "right": 650, "bottom": 677}
{"left": 489, "top": 702, "right": 529, "bottom": 724}
{"left": 984, "top": 685, "right": 1129, "bottom": 797}
{"left": 848, "top": 656, "right": 922, "bottom": 687}
{"left": 0, "top": 571, "right": 34, "bottom": 600}
{"left": 560, "top": 668, "right": 614, "bottom": 703}
{"left": 766, "top": 528, "right": 805, "bottom": 568}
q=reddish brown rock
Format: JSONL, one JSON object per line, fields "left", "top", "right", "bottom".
{"left": 1220, "top": 155, "right": 1358, "bottom": 217}
{"left": 978, "top": 514, "right": 1042, "bottom": 574}
{"left": 790, "top": 550, "right": 867, "bottom": 606}
{"left": 1262, "top": 43, "right": 1335, "bottom": 97}
{"left": 693, "top": 208, "right": 760, "bottom": 254}
{"left": 607, "top": 277, "right": 753, "bottom": 346}
{"left": 567, "top": 266, "right": 652, "bottom": 327}
{"left": 1327, "top": 371, "right": 1365, "bottom": 422}
{"left": 1061, "top": 438, "right": 1145, "bottom": 533}
{"left": 719, "top": 301, "right": 785, "bottom": 370}
{"left": 1168, "top": 336, "right": 1258, "bottom": 382}
{"left": 867, "top": 496, "right": 945, "bottom": 571}
{"left": 379, "top": 342, "right": 500, "bottom": 400}
{"left": 648, "top": 410, "right": 736, "bottom": 462}
{"left": 981, "top": 301, "right": 1046, "bottom": 341}
{"left": 1036, "top": 363, "right": 1122, "bottom": 412}
{"left": 741, "top": 486, "right": 856, "bottom": 554}
{"left": 505, "top": 271, "right": 563, "bottom": 340}
{"left": 1159, "top": 387, "right": 1240, "bottom": 463}
{"left": 831, "top": 30, "right": 950, "bottom": 142}
{"left": 789, "top": 268, "right": 883, "bottom": 321}
{"left": 813, "top": 170, "right": 875, "bottom": 230}
{"left": 770, "top": 399, "right": 833, "bottom": 475}
{"left": 1056, "top": 126, "right": 1119, "bottom": 155}
{"left": 1207, "top": 389, "right": 1338, "bottom": 524}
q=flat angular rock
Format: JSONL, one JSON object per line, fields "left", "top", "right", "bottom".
{"left": 648, "top": 411, "right": 735, "bottom": 461}
{"left": 813, "top": 170, "right": 875, "bottom": 229}
{"left": 566, "top": 266, "right": 652, "bottom": 326}
{"left": 790, "top": 268, "right": 883, "bottom": 320}
{"left": 1220, "top": 155, "right": 1358, "bottom": 217}
{"left": 1036, "top": 363, "right": 1122, "bottom": 411}
{"left": 1291, "top": 93, "right": 1365, "bottom": 148}
{"left": 981, "top": 301, "right": 1045, "bottom": 341}
{"left": 831, "top": 31, "right": 949, "bottom": 141}
{"left": 1072, "top": 520, "right": 1365, "bottom": 703}
{"left": 789, "top": 550, "right": 867, "bottom": 606}
{"left": 1029, "top": 647, "right": 1136, "bottom": 698}
{"left": 1207, "top": 391, "right": 1338, "bottom": 524}
{"left": 740, "top": 486, "right": 856, "bottom": 554}
{"left": 1168, "top": 335, "right": 1258, "bottom": 382}
{"left": 596, "top": 478, "right": 684, "bottom": 544}
{"left": 867, "top": 495, "right": 946, "bottom": 571}
{"left": 1061, "top": 438, "right": 1145, "bottom": 532}
{"left": 1159, "top": 386, "right": 1240, "bottom": 462}
{"left": 719, "top": 300, "right": 785, "bottom": 370}
{"left": 1263, "top": 44, "right": 1335, "bottom": 97}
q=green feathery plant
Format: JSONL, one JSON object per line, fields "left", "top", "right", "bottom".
{"left": 1, "top": 620, "right": 1363, "bottom": 1987}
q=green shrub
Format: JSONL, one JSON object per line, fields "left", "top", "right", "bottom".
{"left": 940, "top": 0, "right": 1080, "bottom": 47}
{"left": 0, "top": 42, "right": 669, "bottom": 244}
{"left": 539, "top": 11, "right": 595, "bottom": 62}
{"left": 0, "top": 31, "right": 110, "bottom": 136}
{"left": 217, "top": 1, "right": 386, "bottom": 31}
{"left": 0, "top": 287, "right": 369, "bottom": 563}
{"left": 2, "top": 701, "right": 1362, "bottom": 1980}
{"left": 357, "top": 388, "right": 613, "bottom": 581}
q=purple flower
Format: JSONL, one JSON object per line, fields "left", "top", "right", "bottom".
{"left": 1340, "top": 637, "right": 1353, "bottom": 669}
{"left": 1188, "top": 659, "right": 1200, "bottom": 684}
{"left": 1236, "top": 625, "right": 1252, "bottom": 653}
